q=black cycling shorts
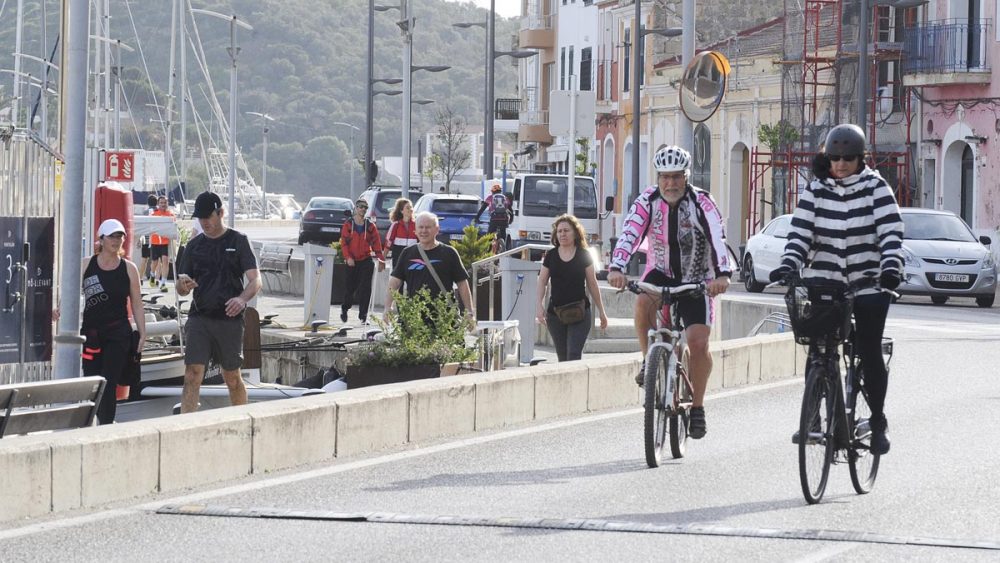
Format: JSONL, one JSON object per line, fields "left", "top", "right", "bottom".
{"left": 641, "top": 269, "right": 715, "bottom": 328}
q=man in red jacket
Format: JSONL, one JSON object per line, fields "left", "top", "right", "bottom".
{"left": 339, "top": 198, "right": 385, "bottom": 324}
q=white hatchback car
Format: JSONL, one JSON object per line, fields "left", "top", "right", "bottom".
{"left": 741, "top": 214, "right": 792, "bottom": 292}
{"left": 898, "top": 208, "right": 996, "bottom": 307}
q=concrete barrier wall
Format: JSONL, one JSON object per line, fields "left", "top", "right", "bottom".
{"left": 0, "top": 333, "right": 800, "bottom": 523}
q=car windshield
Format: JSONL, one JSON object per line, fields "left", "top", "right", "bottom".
{"left": 310, "top": 199, "right": 351, "bottom": 211}
{"left": 432, "top": 199, "right": 480, "bottom": 215}
{"left": 902, "top": 213, "right": 977, "bottom": 242}
{"left": 373, "top": 193, "right": 399, "bottom": 217}
{"left": 521, "top": 177, "right": 597, "bottom": 219}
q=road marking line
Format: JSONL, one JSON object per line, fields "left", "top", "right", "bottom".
{"left": 155, "top": 504, "right": 1000, "bottom": 551}
{"left": 0, "top": 379, "right": 800, "bottom": 541}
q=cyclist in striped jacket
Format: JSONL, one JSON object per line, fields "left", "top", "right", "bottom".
{"left": 771, "top": 124, "right": 904, "bottom": 455}
{"left": 608, "top": 145, "right": 733, "bottom": 440}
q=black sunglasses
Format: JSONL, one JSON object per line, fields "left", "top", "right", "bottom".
{"left": 828, "top": 154, "right": 860, "bottom": 163}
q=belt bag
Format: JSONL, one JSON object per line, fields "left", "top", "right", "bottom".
{"left": 553, "top": 299, "right": 587, "bottom": 324}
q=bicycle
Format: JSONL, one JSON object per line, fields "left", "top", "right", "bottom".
{"left": 624, "top": 280, "right": 705, "bottom": 467}
{"left": 773, "top": 272, "right": 896, "bottom": 504}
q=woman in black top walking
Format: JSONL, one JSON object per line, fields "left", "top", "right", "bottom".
{"left": 80, "top": 219, "right": 145, "bottom": 424}
{"left": 535, "top": 215, "right": 608, "bottom": 361}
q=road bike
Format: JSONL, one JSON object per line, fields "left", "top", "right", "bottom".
{"left": 774, "top": 272, "right": 896, "bottom": 504}
{"left": 624, "top": 280, "right": 705, "bottom": 467}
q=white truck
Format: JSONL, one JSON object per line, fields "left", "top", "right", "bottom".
{"left": 508, "top": 173, "right": 607, "bottom": 251}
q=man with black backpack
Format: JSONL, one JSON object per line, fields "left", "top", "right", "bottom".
{"left": 476, "top": 183, "right": 513, "bottom": 251}
{"left": 340, "top": 197, "right": 385, "bottom": 324}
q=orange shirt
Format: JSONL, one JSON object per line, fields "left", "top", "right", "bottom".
{"left": 150, "top": 208, "right": 175, "bottom": 246}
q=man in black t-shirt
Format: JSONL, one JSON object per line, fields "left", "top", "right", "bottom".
{"left": 176, "top": 192, "right": 261, "bottom": 414}
{"left": 386, "top": 212, "right": 474, "bottom": 317}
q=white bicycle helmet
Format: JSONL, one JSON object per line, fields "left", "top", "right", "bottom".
{"left": 653, "top": 145, "right": 691, "bottom": 174}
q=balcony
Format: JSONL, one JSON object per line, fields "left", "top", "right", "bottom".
{"left": 519, "top": 13, "right": 555, "bottom": 50}
{"left": 901, "top": 19, "right": 991, "bottom": 87}
{"left": 494, "top": 98, "right": 520, "bottom": 133}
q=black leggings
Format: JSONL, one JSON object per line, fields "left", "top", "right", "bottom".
{"left": 853, "top": 293, "right": 891, "bottom": 417}
{"left": 82, "top": 322, "right": 132, "bottom": 424}
{"left": 343, "top": 258, "right": 375, "bottom": 321}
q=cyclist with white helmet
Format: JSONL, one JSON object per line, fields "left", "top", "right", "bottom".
{"left": 608, "top": 145, "right": 733, "bottom": 439}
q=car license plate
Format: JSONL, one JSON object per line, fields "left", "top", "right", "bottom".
{"left": 321, "top": 227, "right": 338, "bottom": 233}
{"left": 935, "top": 273, "right": 969, "bottom": 283}
{"left": 451, "top": 233, "right": 464, "bottom": 240}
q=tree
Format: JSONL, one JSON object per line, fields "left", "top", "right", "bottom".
{"left": 432, "top": 105, "right": 471, "bottom": 193}
{"left": 424, "top": 153, "right": 443, "bottom": 193}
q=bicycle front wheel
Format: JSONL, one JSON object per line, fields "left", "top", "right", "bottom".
{"left": 799, "top": 368, "right": 835, "bottom": 504}
{"left": 643, "top": 346, "right": 671, "bottom": 468}
{"left": 669, "top": 348, "right": 691, "bottom": 459}
{"left": 848, "top": 367, "right": 881, "bottom": 494}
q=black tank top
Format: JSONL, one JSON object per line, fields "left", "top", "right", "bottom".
{"left": 82, "top": 255, "right": 130, "bottom": 329}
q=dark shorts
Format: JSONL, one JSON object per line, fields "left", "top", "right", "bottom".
{"left": 151, "top": 244, "right": 169, "bottom": 260}
{"left": 140, "top": 243, "right": 151, "bottom": 258}
{"left": 184, "top": 315, "right": 245, "bottom": 371}
{"left": 642, "top": 269, "right": 714, "bottom": 328}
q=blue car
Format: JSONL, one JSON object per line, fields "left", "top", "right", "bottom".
{"left": 412, "top": 193, "right": 487, "bottom": 242}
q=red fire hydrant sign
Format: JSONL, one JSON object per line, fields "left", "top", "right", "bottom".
{"left": 105, "top": 151, "right": 135, "bottom": 181}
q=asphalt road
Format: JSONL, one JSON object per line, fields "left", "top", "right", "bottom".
{"left": 2, "top": 308, "right": 999, "bottom": 561}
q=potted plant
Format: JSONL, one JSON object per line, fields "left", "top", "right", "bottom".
{"left": 450, "top": 224, "right": 500, "bottom": 320}
{"left": 345, "top": 288, "right": 477, "bottom": 388}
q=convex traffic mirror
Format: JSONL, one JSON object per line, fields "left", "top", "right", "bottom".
{"left": 679, "top": 50, "right": 731, "bottom": 123}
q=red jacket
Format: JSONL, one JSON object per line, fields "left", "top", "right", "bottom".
{"left": 340, "top": 219, "right": 384, "bottom": 262}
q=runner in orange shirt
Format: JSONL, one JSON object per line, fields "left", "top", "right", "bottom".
{"left": 150, "top": 196, "right": 175, "bottom": 292}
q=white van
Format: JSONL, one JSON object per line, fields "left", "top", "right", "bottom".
{"left": 508, "top": 173, "right": 603, "bottom": 250}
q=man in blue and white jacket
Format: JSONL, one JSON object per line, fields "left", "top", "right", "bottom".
{"left": 771, "top": 124, "right": 904, "bottom": 456}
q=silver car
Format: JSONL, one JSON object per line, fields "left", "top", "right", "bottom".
{"left": 898, "top": 208, "right": 996, "bottom": 307}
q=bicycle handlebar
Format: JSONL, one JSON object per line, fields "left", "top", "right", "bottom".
{"left": 623, "top": 280, "right": 706, "bottom": 300}
{"left": 766, "top": 271, "right": 900, "bottom": 299}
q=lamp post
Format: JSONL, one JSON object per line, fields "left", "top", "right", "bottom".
{"left": 190, "top": 9, "right": 252, "bottom": 227}
{"left": 858, "top": 0, "right": 929, "bottom": 133}
{"left": 366, "top": 2, "right": 403, "bottom": 191}
{"left": 402, "top": 64, "right": 449, "bottom": 198}
{"left": 247, "top": 111, "right": 274, "bottom": 218}
{"left": 453, "top": 21, "right": 488, "bottom": 177}
{"left": 333, "top": 121, "right": 361, "bottom": 199}
{"left": 628, "top": 13, "right": 682, "bottom": 206}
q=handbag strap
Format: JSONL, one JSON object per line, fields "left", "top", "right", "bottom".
{"left": 416, "top": 244, "right": 448, "bottom": 294}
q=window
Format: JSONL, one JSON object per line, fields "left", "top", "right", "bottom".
{"left": 692, "top": 124, "right": 712, "bottom": 191}
{"left": 560, "top": 47, "right": 566, "bottom": 89}
{"left": 623, "top": 28, "right": 631, "bottom": 92}
{"left": 639, "top": 26, "right": 646, "bottom": 87}
{"left": 569, "top": 47, "right": 575, "bottom": 88}
{"left": 580, "top": 47, "right": 592, "bottom": 90}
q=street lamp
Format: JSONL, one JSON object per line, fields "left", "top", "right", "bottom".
{"left": 366, "top": 2, "right": 404, "bottom": 192}
{"left": 402, "top": 64, "right": 449, "bottom": 197}
{"left": 629, "top": 24, "right": 682, "bottom": 206}
{"left": 477, "top": 1, "right": 537, "bottom": 182}
{"left": 247, "top": 111, "right": 274, "bottom": 219}
{"left": 333, "top": 121, "right": 362, "bottom": 199}
{"left": 190, "top": 8, "right": 252, "bottom": 227}
{"left": 857, "top": 0, "right": 929, "bottom": 132}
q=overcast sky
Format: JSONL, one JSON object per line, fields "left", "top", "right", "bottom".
{"left": 464, "top": 0, "right": 521, "bottom": 18}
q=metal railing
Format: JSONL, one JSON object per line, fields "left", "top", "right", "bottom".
{"left": 902, "top": 19, "right": 992, "bottom": 74}
{"left": 494, "top": 98, "right": 520, "bottom": 120}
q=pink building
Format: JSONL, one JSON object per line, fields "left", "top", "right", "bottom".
{"left": 903, "top": 1, "right": 999, "bottom": 244}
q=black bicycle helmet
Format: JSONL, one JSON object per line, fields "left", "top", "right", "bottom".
{"left": 824, "top": 124, "right": 866, "bottom": 156}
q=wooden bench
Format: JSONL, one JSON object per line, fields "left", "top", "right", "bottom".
{"left": 259, "top": 244, "right": 294, "bottom": 294}
{"left": 0, "top": 376, "right": 106, "bottom": 438}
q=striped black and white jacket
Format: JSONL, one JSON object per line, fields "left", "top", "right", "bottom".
{"left": 779, "top": 166, "right": 904, "bottom": 295}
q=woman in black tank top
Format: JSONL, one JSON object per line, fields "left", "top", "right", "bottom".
{"left": 80, "top": 220, "right": 146, "bottom": 424}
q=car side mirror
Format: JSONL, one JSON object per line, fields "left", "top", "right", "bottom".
{"left": 980, "top": 235, "right": 992, "bottom": 246}
{"left": 344, "top": 209, "right": 353, "bottom": 218}
{"left": 604, "top": 196, "right": 615, "bottom": 212}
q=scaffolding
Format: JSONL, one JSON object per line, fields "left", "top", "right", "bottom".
{"left": 747, "top": 0, "right": 916, "bottom": 236}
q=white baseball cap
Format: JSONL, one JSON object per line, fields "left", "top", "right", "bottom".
{"left": 97, "top": 218, "right": 127, "bottom": 238}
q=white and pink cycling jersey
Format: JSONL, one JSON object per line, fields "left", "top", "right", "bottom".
{"left": 610, "top": 185, "right": 732, "bottom": 282}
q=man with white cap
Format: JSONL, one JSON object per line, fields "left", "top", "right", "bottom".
{"left": 175, "top": 192, "right": 261, "bottom": 413}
